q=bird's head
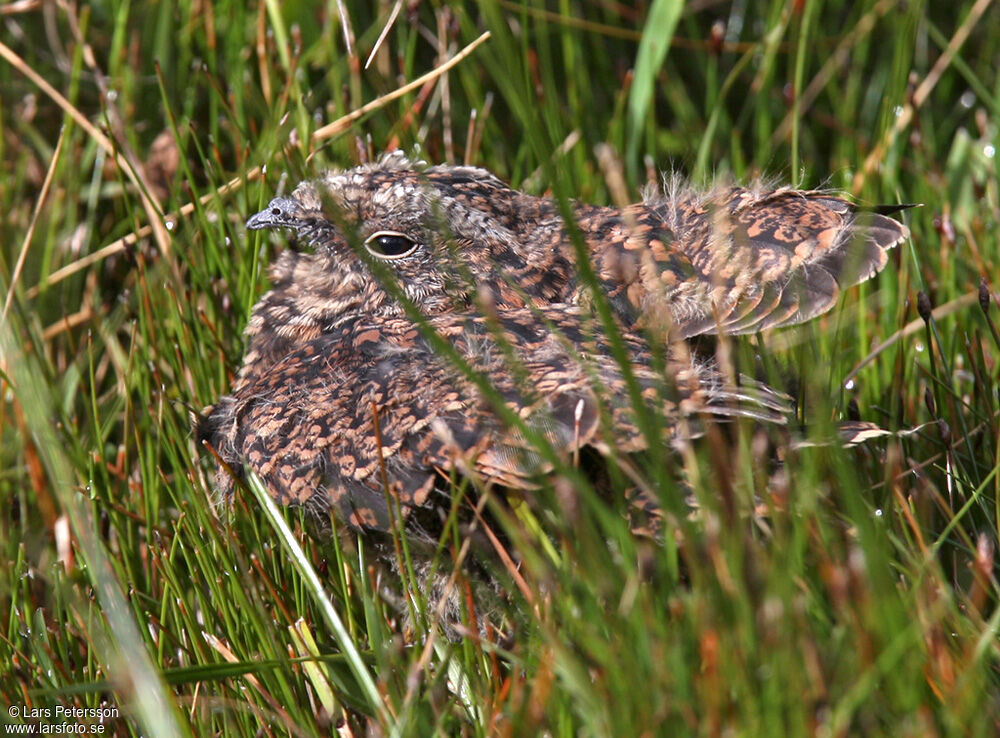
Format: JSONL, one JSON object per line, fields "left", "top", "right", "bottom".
{"left": 245, "top": 151, "right": 573, "bottom": 319}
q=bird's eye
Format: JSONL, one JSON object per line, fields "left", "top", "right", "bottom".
{"left": 363, "top": 231, "right": 418, "bottom": 259}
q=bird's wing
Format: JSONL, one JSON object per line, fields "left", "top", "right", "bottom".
{"left": 589, "top": 185, "right": 909, "bottom": 339}
{"left": 201, "top": 307, "right": 790, "bottom": 532}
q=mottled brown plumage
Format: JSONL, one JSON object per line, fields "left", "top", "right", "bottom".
{"left": 203, "top": 306, "right": 788, "bottom": 531}
{"left": 200, "top": 152, "right": 908, "bottom": 533}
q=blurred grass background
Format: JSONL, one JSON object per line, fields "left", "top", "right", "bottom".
{"left": 1, "top": 0, "right": 999, "bottom": 735}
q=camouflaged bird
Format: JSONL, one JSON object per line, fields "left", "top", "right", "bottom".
{"left": 199, "top": 151, "right": 908, "bottom": 533}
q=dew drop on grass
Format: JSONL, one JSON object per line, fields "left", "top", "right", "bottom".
{"left": 960, "top": 90, "right": 975, "bottom": 108}
{"left": 985, "top": 144, "right": 995, "bottom": 159}
{"left": 843, "top": 379, "right": 855, "bottom": 391}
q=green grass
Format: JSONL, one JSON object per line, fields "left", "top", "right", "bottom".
{"left": 2, "top": 0, "right": 999, "bottom": 735}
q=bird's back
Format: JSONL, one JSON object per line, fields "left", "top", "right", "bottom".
{"left": 573, "top": 180, "right": 908, "bottom": 339}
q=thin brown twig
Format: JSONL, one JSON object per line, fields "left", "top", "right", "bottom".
{"left": 25, "top": 174, "right": 254, "bottom": 298}
{"left": 3, "top": 127, "right": 66, "bottom": 322}
{"left": 365, "top": 0, "right": 403, "bottom": 70}
{"left": 41, "top": 307, "right": 95, "bottom": 341}
{"left": 334, "top": 0, "right": 356, "bottom": 59}
{"left": 0, "top": 37, "right": 171, "bottom": 256}
{"left": 309, "top": 30, "right": 491, "bottom": 145}
{"left": 463, "top": 108, "right": 478, "bottom": 166}
{"left": 256, "top": 2, "right": 271, "bottom": 103}
{"left": 438, "top": 10, "right": 455, "bottom": 164}
{"left": 467, "top": 92, "right": 493, "bottom": 165}
{"left": 0, "top": 0, "right": 44, "bottom": 14}
{"left": 521, "top": 129, "right": 582, "bottom": 191}
{"left": 843, "top": 291, "right": 982, "bottom": 384}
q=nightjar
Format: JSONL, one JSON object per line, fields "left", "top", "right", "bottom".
{"left": 199, "top": 151, "right": 908, "bottom": 536}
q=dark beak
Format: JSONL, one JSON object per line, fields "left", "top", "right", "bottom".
{"left": 246, "top": 197, "right": 309, "bottom": 231}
